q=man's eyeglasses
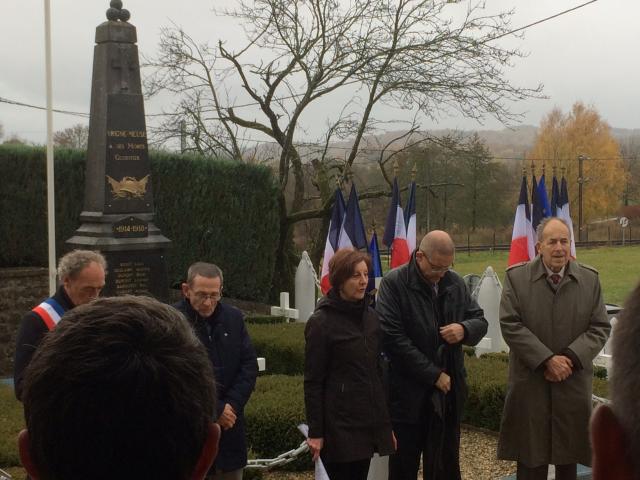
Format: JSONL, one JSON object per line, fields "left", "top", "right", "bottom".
{"left": 192, "top": 291, "right": 222, "bottom": 302}
{"left": 421, "top": 251, "right": 453, "bottom": 273}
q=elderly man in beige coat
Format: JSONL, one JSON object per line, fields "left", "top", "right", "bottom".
{"left": 497, "top": 217, "right": 610, "bottom": 480}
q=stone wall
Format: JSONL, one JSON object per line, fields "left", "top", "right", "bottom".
{"left": 0, "top": 268, "right": 49, "bottom": 377}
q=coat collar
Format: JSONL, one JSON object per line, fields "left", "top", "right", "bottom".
{"left": 529, "top": 255, "right": 580, "bottom": 284}
{"left": 406, "top": 252, "right": 454, "bottom": 294}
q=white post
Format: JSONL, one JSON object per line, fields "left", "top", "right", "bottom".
{"left": 44, "top": 0, "right": 56, "bottom": 295}
{"left": 295, "top": 251, "right": 317, "bottom": 322}
{"left": 474, "top": 266, "right": 506, "bottom": 356}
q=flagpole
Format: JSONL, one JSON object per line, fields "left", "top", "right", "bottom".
{"left": 44, "top": 0, "right": 57, "bottom": 295}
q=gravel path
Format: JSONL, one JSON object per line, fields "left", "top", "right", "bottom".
{"left": 263, "top": 425, "right": 516, "bottom": 480}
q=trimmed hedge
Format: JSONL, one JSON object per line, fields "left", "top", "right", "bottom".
{"left": 0, "top": 146, "right": 85, "bottom": 268}
{"left": 248, "top": 323, "right": 306, "bottom": 376}
{"left": 0, "top": 146, "right": 281, "bottom": 302}
{"left": 246, "top": 315, "right": 288, "bottom": 325}
{"left": 245, "top": 374, "right": 311, "bottom": 471}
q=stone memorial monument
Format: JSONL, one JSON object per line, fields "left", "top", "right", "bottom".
{"left": 67, "top": 1, "right": 170, "bottom": 299}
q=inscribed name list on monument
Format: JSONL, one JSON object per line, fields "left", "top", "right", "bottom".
{"left": 106, "top": 251, "right": 167, "bottom": 297}
{"left": 104, "top": 93, "right": 152, "bottom": 214}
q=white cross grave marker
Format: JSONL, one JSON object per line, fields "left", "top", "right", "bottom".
{"left": 270, "top": 292, "right": 299, "bottom": 321}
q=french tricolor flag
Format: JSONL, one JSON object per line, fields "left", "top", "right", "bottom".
{"left": 558, "top": 176, "right": 577, "bottom": 259}
{"left": 338, "top": 184, "right": 368, "bottom": 250}
{"left": 508, "top": 176, "right": 536, "bottom": 266}
{"left": 405, "top": 180, "right": 417, "bottom": 254}
{"left": 320, "top": 188, "right": 346, "bottom": 294}
{"left": 383, "top": 178, "right": 410, "bottom": 268}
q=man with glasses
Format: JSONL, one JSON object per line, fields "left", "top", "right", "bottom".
{"left": 175, "top": 262, "right": 258, "bottom": 480}
{"left": 376, "top": 231, "right": 488, "bottom": 480}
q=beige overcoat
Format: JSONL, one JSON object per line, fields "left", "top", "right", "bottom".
{"left": 497, "top": 256, "right": 610, "bottom": 467}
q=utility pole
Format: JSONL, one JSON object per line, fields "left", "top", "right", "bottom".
{"left": 577, "top": 154, "right": 585, "bottom": 242}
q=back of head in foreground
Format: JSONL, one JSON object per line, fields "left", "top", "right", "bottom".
{"left": 19, "top": 295, "right": 220, "bottom": 480}
{"left": 591, "top": 281, "right": 640, "bottom": 480}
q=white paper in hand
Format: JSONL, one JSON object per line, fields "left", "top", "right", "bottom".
{"left": 298, "top": 424, "right": 330, "bottom": 480}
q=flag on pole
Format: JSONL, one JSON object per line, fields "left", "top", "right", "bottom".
{"left": 531, "top": 175, "right": 544, "bottom": 236}
{"left": 558, "top": 177, "right": 577, "bottom": 258}
{"left": 405, "top": 180, "right": 417, "bottom": 254}
{"left": 538, "top": 174, "right": 552, "bottom": 219}
{"left": 320, "top": 189, "right": 346, "bottom": 294}
{"left": 551, "top": 174, "right": 560, "bottom": 216}
{"left": 338, "top": 184, "right": 368, "bottom": 250}
{"left": 383, "top": 178, "right": 410, "bottom": 268}
{"left": 367, "top": 231, "right": 383, "bottom": 303}
{"left": 508, "top": 176, "right": 536, "bottom": 266}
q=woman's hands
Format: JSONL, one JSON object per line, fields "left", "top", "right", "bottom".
{"left": 307, "top": 437, "right": 324, "bottom": 461}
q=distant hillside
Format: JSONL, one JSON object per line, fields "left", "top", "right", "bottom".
{"left": 281, "top": 124, "right": 640, "bottom": 165}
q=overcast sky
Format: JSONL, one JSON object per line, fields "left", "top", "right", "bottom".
{"left": 2, "top": 0, "right": 638, "bottom": 145}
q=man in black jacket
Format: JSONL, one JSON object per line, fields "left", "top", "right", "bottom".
{"left": 376, "top": 231, "right": 488, "bottom": 480}
{"left": 174, "top": 262, "right": 258, "bottom": 480}
{"left": 14, "top": 249, "right": 106, "bottom": 400}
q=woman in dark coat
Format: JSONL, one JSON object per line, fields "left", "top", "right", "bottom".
{"left": 304, "top": 248, "right": 395, "bottom": 480}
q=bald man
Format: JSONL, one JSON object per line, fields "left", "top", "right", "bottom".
{"left": 376, "top": 231, "right": 488, "bottom": 480}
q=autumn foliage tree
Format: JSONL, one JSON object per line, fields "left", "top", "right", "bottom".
{"left": 527, "top": 102, "right": 626, "bottom": 224}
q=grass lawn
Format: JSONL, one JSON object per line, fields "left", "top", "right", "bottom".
{"left": 449, "top": 245, "right": 640, "bottom": 306}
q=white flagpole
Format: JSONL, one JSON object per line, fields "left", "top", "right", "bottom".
{"left": 44, "top": 0, "right": 56, "bottom": 295}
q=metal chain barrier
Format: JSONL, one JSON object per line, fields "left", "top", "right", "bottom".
{"left": 592, "top": 394, "right": 610, "bottom": 407}
{"left": 301, "top": 251, "right": 322, "bottom": 290}
{"left": 245, "top": 440, "right": 309, "bottom": 469}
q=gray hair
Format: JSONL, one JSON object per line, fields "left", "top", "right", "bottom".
{"left": 57, "top": 250, "right": 107, "bottom": 281}
{"left": 536, "top": 217, "right": 572, "bottom": 242}
{"left": 186, "top": 262, "right": 223, "bottom": 285}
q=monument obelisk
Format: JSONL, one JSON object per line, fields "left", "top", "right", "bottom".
{"left": 67, "top": 1, "right": 171, "bottom": 299}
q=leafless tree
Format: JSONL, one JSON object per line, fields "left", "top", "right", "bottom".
{"left": 53, "top": 123, "right": 90, "bottom": 150}
{"left": 144, "top": 0, "right": 543, "bottom": 290}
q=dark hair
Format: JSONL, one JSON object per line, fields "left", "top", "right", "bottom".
{"left": 611, "top": 282, "right": 640, "bottom": 472}
{"left": 328, "top": 249, "right": 372, "bottom": 291}
{"left": 22, "top": 295, "right": 216, "bottom": 480}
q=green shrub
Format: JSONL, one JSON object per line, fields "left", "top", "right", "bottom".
{"left": 463, "top": 356, "right": 509, "bottom": 431}
{"left": 246, "top": 315, "right": 288, "bottom": 325}
{"left": 248, "top": 323, "right": 305, "bottom": 375}
{"left": 0, "top": 146, "right": 281, "bottom": 303}
{"left": 593, "top": 365, "right": 608, "bottom": 380}
{"left": 478, "top": 351, "right": 509, "bottom": 363}
{"left": 245, "top": 375, "right": 311, "bottom": 471}
{"left": 462, "top": 345, "right": 475, "bottom": 357}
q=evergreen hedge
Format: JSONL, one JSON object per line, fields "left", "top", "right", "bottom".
{"left": 0, "top": 145, "right": 281, "bottom": 302}
{"left": 245, "top": 375, "right": 311, "bottom": 471}
{"left": 248, "top": 323, "right": 306, "bottom": 375}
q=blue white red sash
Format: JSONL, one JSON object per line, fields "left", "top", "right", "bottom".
{"left": 32, "top": 297, "right": 66, "bottom": 331}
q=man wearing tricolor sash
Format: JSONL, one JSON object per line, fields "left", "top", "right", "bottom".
{"left": 14, "top": 249, "right": 106, "bottom": 400}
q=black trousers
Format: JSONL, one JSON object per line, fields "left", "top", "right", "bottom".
{"left": 321, "top": 455, "right": 371, "bottom": 480}
{"left": 516, "top": 463, "right": 577, "bottom": 480}
{"left": 389, "top": 421, "right": 461, "bottom": 480}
